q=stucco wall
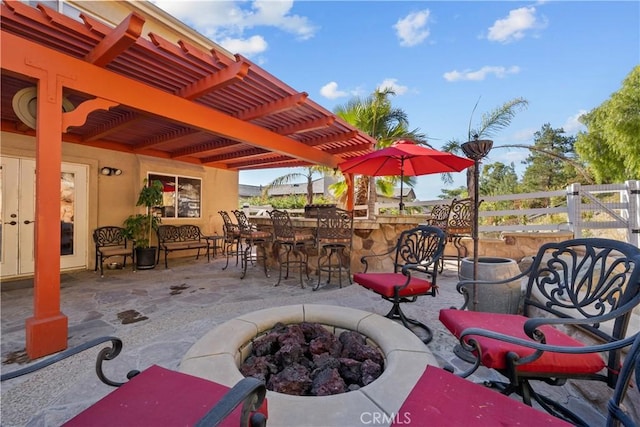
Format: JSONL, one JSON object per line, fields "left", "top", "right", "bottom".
{"left": 1, "top": 131, "right": 238, "bottom": 270}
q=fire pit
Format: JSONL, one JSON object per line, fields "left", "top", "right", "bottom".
{"left": 240, "top": 322, "right": 384, "bottom": 396}
{"left": 180, "top": 304, "right": 436, "bottom": 426}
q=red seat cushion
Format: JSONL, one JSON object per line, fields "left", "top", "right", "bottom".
{"left": 64, "top": 365, "right": 268, "bottom": 427}
{"left": 354, "top": 272, "right": 434, "bottom": 298}
{"left": 439, "top": 309, "right": 606, "bottom": 374}
{"left": 393, "top": 365, "right": 571, "bottom": 426}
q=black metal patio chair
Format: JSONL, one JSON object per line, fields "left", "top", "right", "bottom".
{"left": 268, "top": 209, "right": 314, "bottom": 288}
{"left": 393, "top": 330, "right": 640, "bottom": 426}
{"left": 232, "top": 210, "right": 272, "bottom": 279}
{"left": 439, "top": 237, "right": 640, "bottom": 426}
{"left": 0, "top": 337, "right": 267, "bottom": 426}
{"left": 315, "top": 207, "right": 354, "bottom": 290}
{"left": 218, "top": 210, "right": 242, "bottom": 271}
{"left": 353, "top": 225, "right": 446, "bottom": 344}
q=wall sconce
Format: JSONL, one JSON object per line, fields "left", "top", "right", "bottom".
{"left": 100, "top": 167, "right": 122, "bottom": 176}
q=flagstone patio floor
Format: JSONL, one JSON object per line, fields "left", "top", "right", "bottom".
{"left": 1, "top": 256, "right": 607, "bottom": 426}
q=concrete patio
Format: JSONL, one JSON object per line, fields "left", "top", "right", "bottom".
{"left": 1, "top": 256, "right": 608, "bottom": 426}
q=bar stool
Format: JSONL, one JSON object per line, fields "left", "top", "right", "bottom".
{"left": 314, "top": 208, "right": 354, "bottom": 290}
{"left": 268, "top": 209, "right": 315, "bottom": 288}
{"left": 218, "top": 211, "right": 242, "bottom": 271}
{"left": 232, "top": 210, "right": 272, "bottom": 279}
{"left": 425, "top": 202, "right": 453, "bottom": 272}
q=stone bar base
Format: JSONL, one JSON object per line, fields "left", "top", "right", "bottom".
{"left": 251, "top": 215, "right": 574, "bottom": 276}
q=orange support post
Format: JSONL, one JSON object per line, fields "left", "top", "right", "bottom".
{"left": 345, "top": 173, "right": 354, "bottom": 211}
{"left": 25, "top": 79, "right": 68, "bottom": 359}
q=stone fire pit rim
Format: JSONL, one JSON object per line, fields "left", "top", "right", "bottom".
{"left": 179, "top": 304, "right": 437, "bottom": 425}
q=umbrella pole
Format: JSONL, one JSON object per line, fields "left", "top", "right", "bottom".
{"left": 399, "top": 159, "right": 405, "bottom": 213}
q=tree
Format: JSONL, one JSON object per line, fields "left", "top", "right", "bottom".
{"left": 262, "top": 166, "right": 327, "bottom": 206}
{"left": 438, "top": 186, "right": 467, "bottom": 200}
{"left": 480, "top": 162, "right": 520, "bottom": 225}
{"left": 520, "top": 124, "right": 582, "bottom": 194}
{"left": 333, "top": 88, "right": 426, "bottom": 214}
{"left": 480, "top": 162, "right": 519, "bottom": 196}
{"left": 575, "top": 65, "right": 640, "bottom": 182}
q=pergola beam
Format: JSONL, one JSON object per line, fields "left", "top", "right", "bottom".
{"left": 276, "top": 116, "right": 335, "bottom": 135}
{"left": 1, "top": 32, "right": 342, "bottom": 169}
{"left": 236, "top": 92, "right": 308, "bottom": 121}
{"left": 84, "top": 12, "right": 144, "bottom": 66}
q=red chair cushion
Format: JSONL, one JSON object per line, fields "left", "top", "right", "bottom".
{"left": 393, "top": 365, "right": 571, "bottom": 426}
{"left": 354, "top": 273, "right": 434, "bottom": 298}
{"left": 64, "top": 365, "right": 268, "bottom": 427}
{"left": 439, "top": 309, "right": 606, "bottom": 374}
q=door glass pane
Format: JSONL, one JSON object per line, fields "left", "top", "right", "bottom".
{"left": 60, "top": 172, "right": 75, "bottom": 256}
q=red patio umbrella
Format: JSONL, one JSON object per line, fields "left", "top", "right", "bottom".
{"left": 338, "top": 139, "right": 474, "bottom": 210}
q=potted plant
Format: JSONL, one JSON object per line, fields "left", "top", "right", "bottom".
{"left": 123, "top": 179, "right": 164, "bottom": 269}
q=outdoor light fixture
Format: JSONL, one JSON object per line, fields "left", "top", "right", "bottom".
{"left": 461, "top": 139, "right": 493, "bottom": 310}
{"left": 100, "top": 167, "right": 122, "bottom": 176}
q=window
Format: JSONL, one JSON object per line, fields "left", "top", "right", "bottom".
{"left": 22, "top": 1, "right": 84, "bottom": 22}
{"left": 148, "top": 174, "right": 202, "bottom": 219}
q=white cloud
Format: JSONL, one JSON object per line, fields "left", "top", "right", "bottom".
{"left": 377, "top": 78, "right": 408, "bottom": 95}
{"left": 394, "top": 10, "right": 431, "bottom": 47}
{"left": 320, "top": 82, "right": 348, "bottom": 100}
{"left": 219, "top": 35, "right": 268, "bottom": 57}
{"left": 562, "top": 110, "right": 588, "bottom": 134}
{"left": 151, "top": 0, "right": 317, "bottom": 58}
{"left": 487, "top": 6, "right": 545, "bottom": 43}
{"left": 443, "top": 65, "right": 521, "bottom": 82}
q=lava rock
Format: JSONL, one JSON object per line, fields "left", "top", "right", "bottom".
{"left": 311, "top": 367, "right": 347, "bottom": 396}
{"left": 239, "top": 355, "right": 277, "bottom": 382}
{"left": 267, "top": 363, "right": 312, "bottom": 396}
{"left": 338, "top": 357, "right": 362, "bottom": 385}
{"left": 361, "top": 359, "right": 382, "bottom": 386}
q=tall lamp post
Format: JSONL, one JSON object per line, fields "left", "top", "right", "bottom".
{"left": 461, "top": 139, "right": 493, "bottom": 310}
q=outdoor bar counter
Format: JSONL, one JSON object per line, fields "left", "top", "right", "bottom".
{"left": 249, "top": 214, "right": 431, "bottom": 275}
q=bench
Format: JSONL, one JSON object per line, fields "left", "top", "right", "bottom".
{"left": 156, "top": 225, "right": 211, "bottom": 268}
{"left": 93, "top": 226, "right": 135, "bottom": 277}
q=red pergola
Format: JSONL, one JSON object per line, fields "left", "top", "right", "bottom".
{"left": 1, "top": 0, "right": 370, "bottom": 358}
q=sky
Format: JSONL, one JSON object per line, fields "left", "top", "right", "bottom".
{"left": 152, "top": 0, "right": 639, "bottom": 201}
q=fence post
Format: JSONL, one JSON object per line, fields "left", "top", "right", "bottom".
{"left": 567, "top": 183, "right": 581, "bottom": 238}
{"left": 627, "top": 180, "right": 640, "bottom": 247}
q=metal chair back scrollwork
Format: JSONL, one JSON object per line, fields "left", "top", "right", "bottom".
{"left": 218, "top": 211, "right": 241, "bottom": 271}
{"left": 444, "top": 198, "right": 481, "bottom": 272}
{"left": 427, "top": 203, "right": 452, "bottom": 229}
{"left": 232, "top": 210, "right": 271, "bottom": 279}
{"left": 268, "top": 209, "right": 314, "bottom": 288}
{"left": 315, "top": 208, "right": 354, "bottom": 290}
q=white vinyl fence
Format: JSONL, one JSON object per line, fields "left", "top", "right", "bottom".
{"left": 245, "top": 180, "right": 640, "bottom": 247}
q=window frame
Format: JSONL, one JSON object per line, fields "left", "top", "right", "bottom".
{"left": 147, "top": 173, "right": 202, "bottom": 220}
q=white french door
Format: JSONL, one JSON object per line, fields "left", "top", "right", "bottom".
{"left": 1, "top": 156, "right": 88, "bottom": 278}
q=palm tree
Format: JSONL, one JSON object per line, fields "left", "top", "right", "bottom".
{"left": 442, "top": 97, "right": 529, "bottom": 192}
{"left": 262, "top": 166, "right": 327, "bottom": 206}
{"left": 334, "top": 88, "right": 427, "bottom": 215}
